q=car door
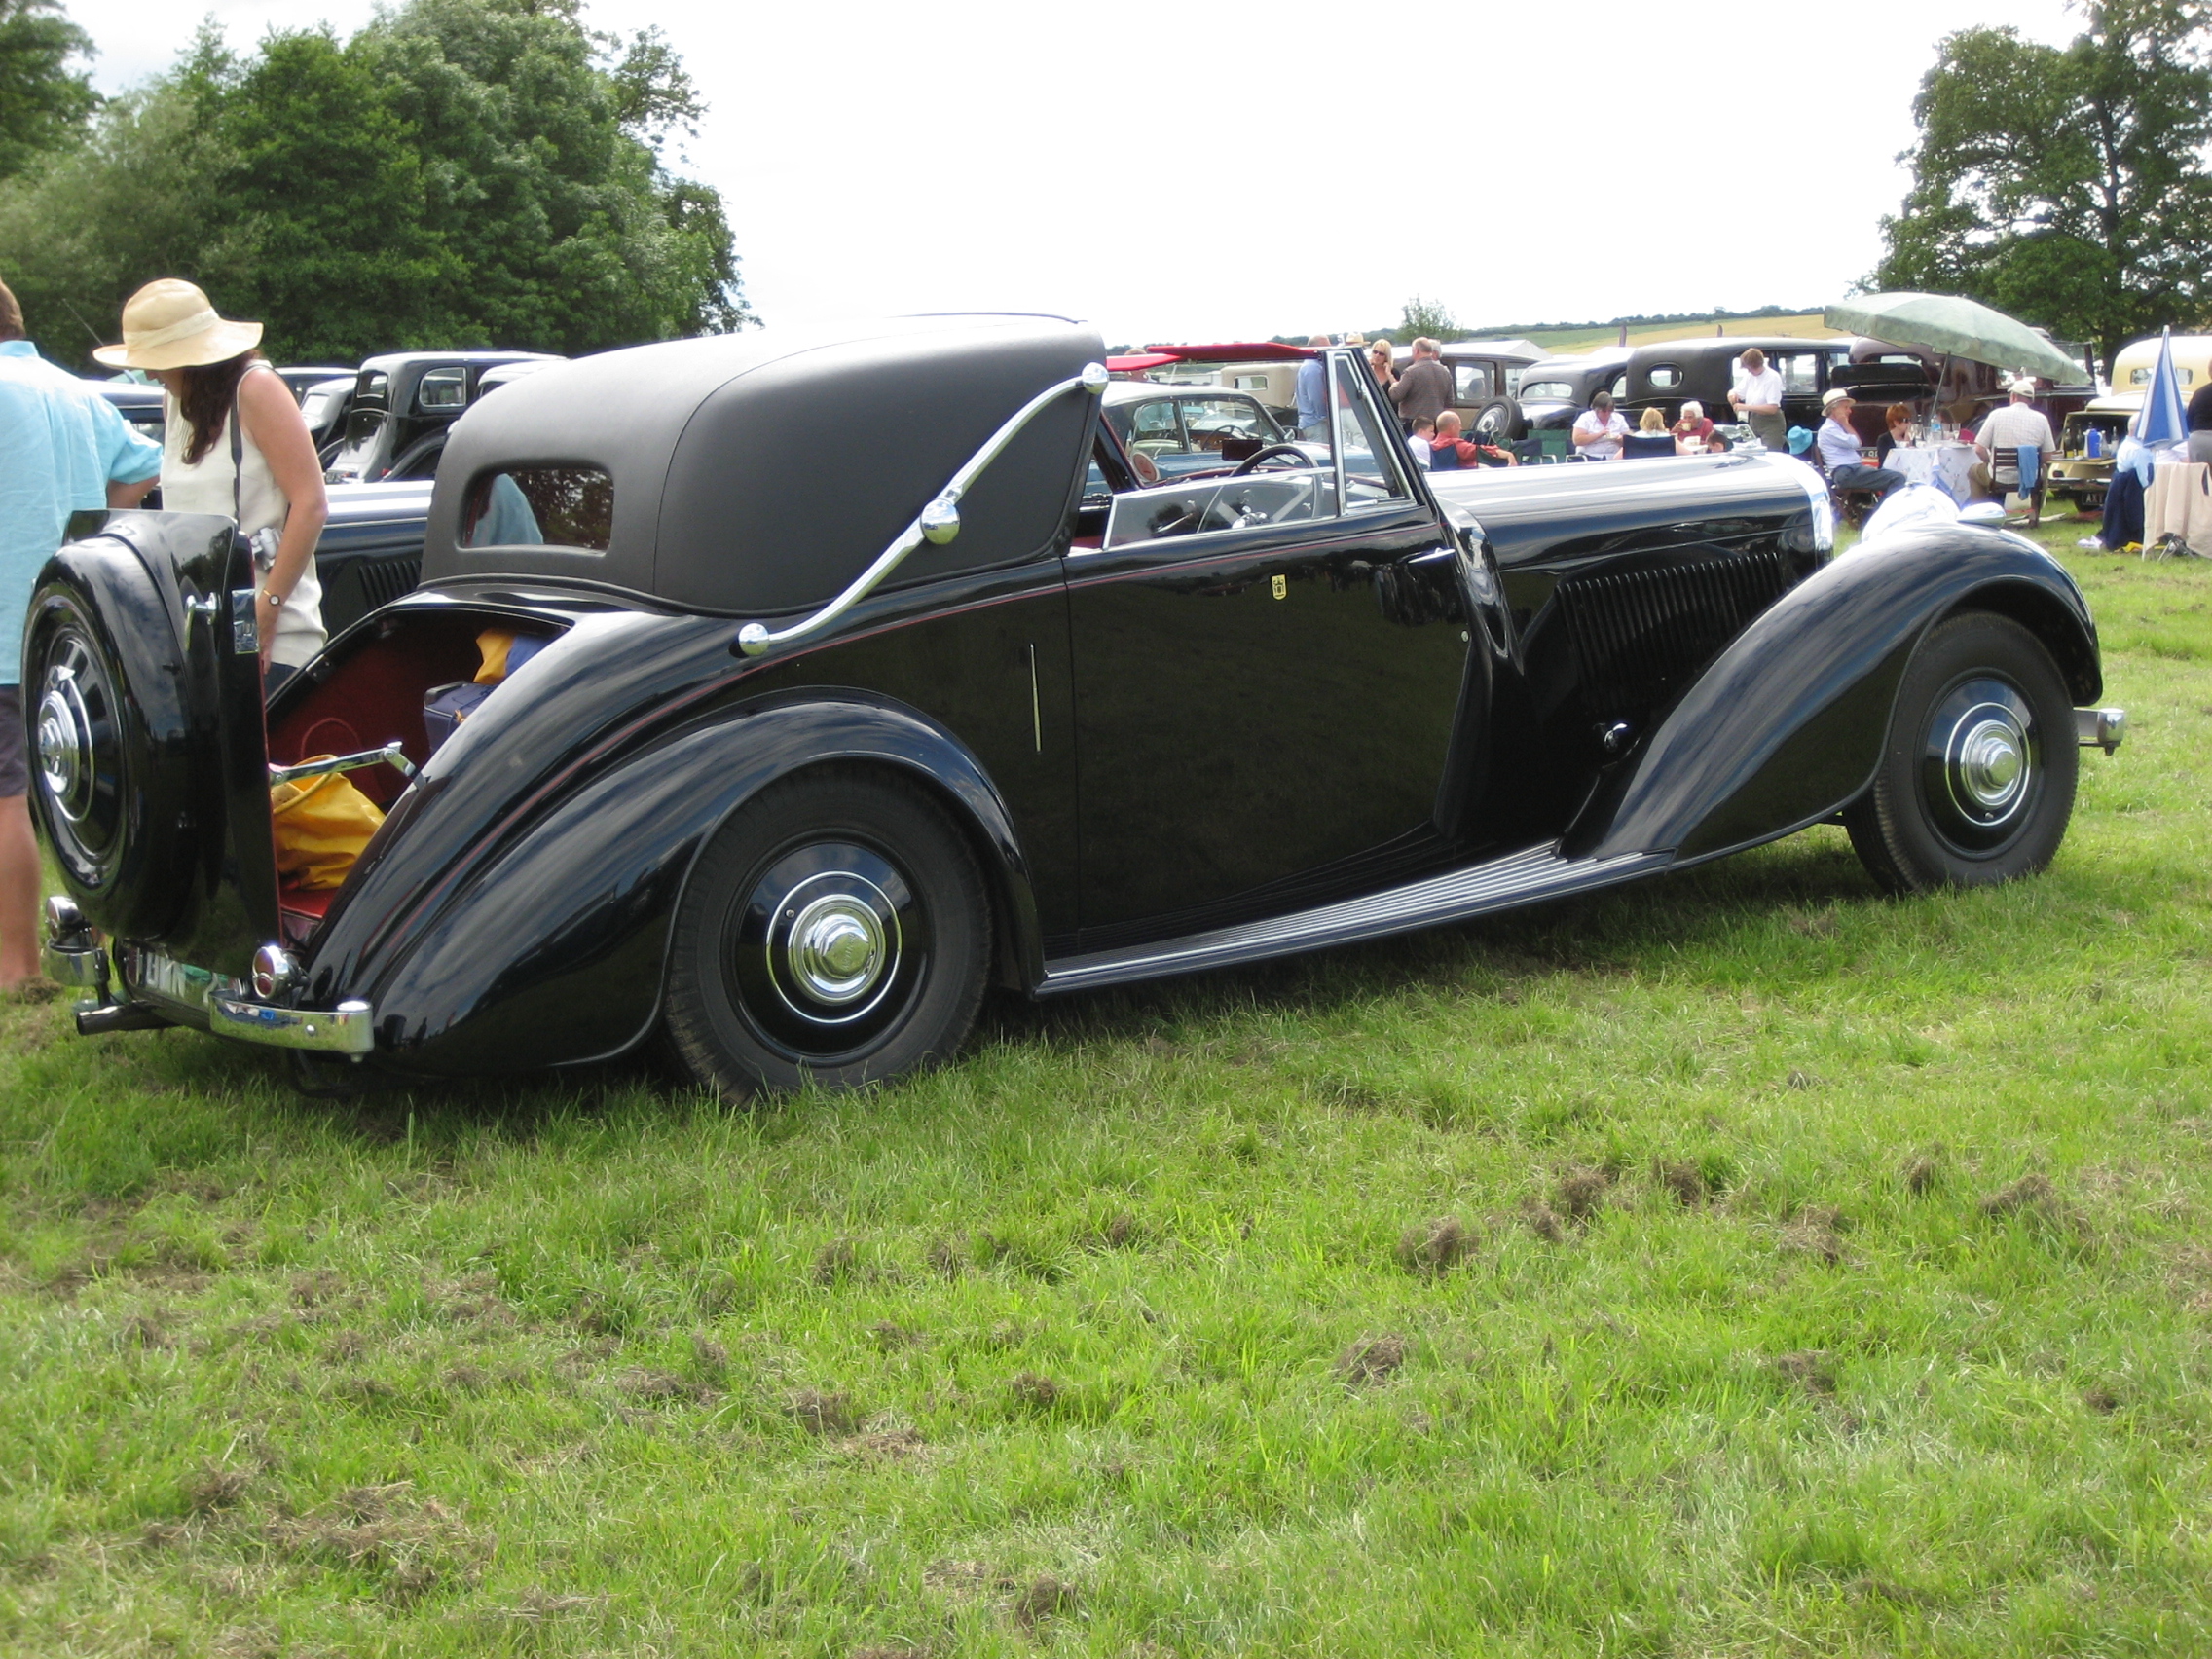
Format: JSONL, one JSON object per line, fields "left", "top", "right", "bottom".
{"left": 1063, "top": 352, "right": 1475, "bottom": 938}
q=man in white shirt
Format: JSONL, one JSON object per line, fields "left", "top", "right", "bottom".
{"left": 1817, "top": 388, "right": 1905, "bottom": 499}
{"left": 1727, "top": 347, "right": 1788, "bottom": 454}
{"left": 1572, "top": 390, "right": 1630, "bottom": 461}
{"left": 1974, "top": 378, "right": 2058, "bottom": 527}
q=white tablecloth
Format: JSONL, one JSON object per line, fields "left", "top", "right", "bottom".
{"left": 1890, "top": 448, "right": 1936, "bottom": 486}
{"left": 2146, "top": 461, "right": 2212, "bottom": 555}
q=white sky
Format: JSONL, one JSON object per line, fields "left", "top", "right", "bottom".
{"left": 66, "top": 0, "right": 2083, "bottom": 346}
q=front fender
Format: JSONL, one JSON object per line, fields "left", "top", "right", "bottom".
{"left": 347, "top": 695, "right": 1037, "bottom": 1077}
{"left": 1582, "top": 527, "right": 2100, "bottom": 863}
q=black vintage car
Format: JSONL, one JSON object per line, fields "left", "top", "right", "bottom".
{"left": 28, "top": 314, "right": 2124, "bottom": 1095}
{"left": 321, "top": 350, "right": 560, "bottom": 485}
{"left": 1617, "top": 336, "right": 1938, "bottom": 440}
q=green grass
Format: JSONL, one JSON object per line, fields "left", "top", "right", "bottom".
{"left": 1494, "top": 313, "right": 1841, "bottom": 354}
{"left": 4, "top": 525, "right": 2210, "bottom": 1656}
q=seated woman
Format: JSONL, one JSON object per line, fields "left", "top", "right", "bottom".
{"left": 1621, "top": 406, "right": 1677, "bottom": 459}
{"left": 1671, "top": 399, "right": 1714, "bottom": 452}
{"left": 1874, "top": 403, "right": 1913, "bottom": 463}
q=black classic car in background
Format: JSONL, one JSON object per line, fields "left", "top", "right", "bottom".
{"left": 322, "top": 350, "right": 560, "bottom": 484}
{"left": 30, "top": 314, "right": 2122, "bottom": 1096}
{"left": 1515, "top": 348, "right": 1633, "bottom": 433}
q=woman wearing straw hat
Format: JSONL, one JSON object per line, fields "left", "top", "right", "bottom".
{"left": 97, "top": 279, "right": 328, "bottom": 692}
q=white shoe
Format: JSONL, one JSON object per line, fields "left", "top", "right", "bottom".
{"left": 2076, "top": 536, "right": 2104, "bottom": 550}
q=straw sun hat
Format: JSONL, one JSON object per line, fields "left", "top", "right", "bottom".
{"left": 93, "top": 278, "right": 263, "bottom": 371}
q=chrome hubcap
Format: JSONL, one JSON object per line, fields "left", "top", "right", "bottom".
{"left": 1920, "top": 676, "right": 2041, "bottom": 856}
{"left": 785, "top": 889, "right": 891, "bottom": 1007}
{"left": 1941, "top": 701, "right": 2031, "bottom": 826}
{"left": 727, "top": 838, "right": 930, "bottom": 1059}
{"left": 36, "top": 672, "right": 94, "bottom": 824}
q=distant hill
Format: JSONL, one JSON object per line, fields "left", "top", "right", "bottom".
{"left": 1250, "top": 306, "right": 1847, "bottom": 356}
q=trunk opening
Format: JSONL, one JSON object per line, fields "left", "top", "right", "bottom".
{"left": 267, "top": 608, "right": 564, "bottom": 945}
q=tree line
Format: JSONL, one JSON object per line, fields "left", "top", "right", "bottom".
{"left": 1876, "top": 0, "right": 2211, "bottom": 372}
{"left": 0, "top": 0, "right": 748, "bottom": 369}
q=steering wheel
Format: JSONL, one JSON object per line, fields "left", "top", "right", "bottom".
{"left": 1232, "top": 443, "right": 1312, "bottom": 476}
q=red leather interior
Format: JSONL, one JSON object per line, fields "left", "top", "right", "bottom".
{"left": 268, "top": 616, "right": 488, "bottom": 808}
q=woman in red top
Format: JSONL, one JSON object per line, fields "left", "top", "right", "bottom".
{"left": 1671, "top": 399, "right": 1715, "bottom": 451}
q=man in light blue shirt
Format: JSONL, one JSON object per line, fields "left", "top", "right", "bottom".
{"left": 0, "top": 277, "right": 162, "bottom": 990}
{"left": 1294, "top": 334, "right": 1331, "bottom": 439}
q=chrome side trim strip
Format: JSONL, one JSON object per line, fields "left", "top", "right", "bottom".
{"left": 206, "top": 993, "right": 376, "bottom": 1054}
{"left": 1038, "top": 843, "right": 1670, "bottom": 993}
{"left": 736, "top": 361, "right": 1109, "bottom": 657}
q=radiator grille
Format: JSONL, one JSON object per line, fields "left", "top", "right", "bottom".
{"left": 1555, "top": 550, "right": 1791, "bottom": 727}
{"left": 354, "top": 553, "right": 422, "bottom": 611}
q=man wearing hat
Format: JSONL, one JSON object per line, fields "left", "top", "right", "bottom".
{"left": 1816, "top": 387, "right": 1906, "bottom": 501}
{"left": 0, "top": 276, "right": 164, "bottom": 993}
{"left": 1973, "top": 377, "right": 2058, "bottom": 527}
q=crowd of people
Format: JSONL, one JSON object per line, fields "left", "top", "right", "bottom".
{"left": 0, "top": 275, "right": 328, "bottom": 994}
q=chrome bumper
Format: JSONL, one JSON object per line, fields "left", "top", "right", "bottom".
{"left": 2076, "top": 707, "right": 2126, "bottom": 755}
{"left": 205, "top": 990, "right": 375, "bottom": 1053}
{"left": 42, "top": 899, "right": 377, "bottom": 1057}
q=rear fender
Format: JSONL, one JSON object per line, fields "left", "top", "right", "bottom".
{"left": 350, "top": 694, "right": 1035, "bottom": 1075}
{"left": 1578, "top": 528, "right": 2099, "bottom": 864}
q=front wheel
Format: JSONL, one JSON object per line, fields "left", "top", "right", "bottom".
{"left": 1844, "top": 611, "right": 2079, "bottom": 893}
{"left": 662, "top": 768, "right": 992, "bottom": 1097}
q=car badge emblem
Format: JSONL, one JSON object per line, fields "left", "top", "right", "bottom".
{"left": 1271, "top": 574, "right": 1287, "bottom": 600}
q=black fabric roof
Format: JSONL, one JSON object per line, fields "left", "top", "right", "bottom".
{"left": 423, "top": 314, "right": 1104, "bottom": 614}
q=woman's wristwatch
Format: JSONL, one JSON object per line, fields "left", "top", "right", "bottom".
{"left": 259, "top": 587, "right": 286, "bottom": 608}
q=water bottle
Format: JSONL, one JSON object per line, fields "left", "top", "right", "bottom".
{"left": 2086, "top": 428, "right": 2103, "bottom": 459}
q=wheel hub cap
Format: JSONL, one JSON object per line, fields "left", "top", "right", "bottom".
{"left": 762, "top": 870, "right": 903, "bottom": 1026}
{"left": 786, "top": 893, "right": 889, "bottom": 1006}
{"left": 1955, "top": 718, "right": 2024, "bottom": 810}
{"left": 36, "top": 673, "right": 94, "bottom": 824}
{"left": 1941, "top": 702, "right": 2031, "bottom": 825}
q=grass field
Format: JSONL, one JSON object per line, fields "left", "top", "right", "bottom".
{"left": 3, "top": 521, "right": 2208, "bottom": 1656}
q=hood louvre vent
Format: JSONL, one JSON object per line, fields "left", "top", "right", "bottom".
{"left": 1557, "top": 550, "right": 1793, "bottom": 733}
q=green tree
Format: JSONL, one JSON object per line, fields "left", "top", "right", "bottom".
{"left": 0, "top": 0, "right": 746, "bottom": 367}
{"left": 1874, "top": 0, "right": 2212, "bottom": 371}
{"left": 0, "top": 0, "right": 96, "bottom": 179}
{"left": 1399, "top": 294, "right": 1458, "bottom": 342}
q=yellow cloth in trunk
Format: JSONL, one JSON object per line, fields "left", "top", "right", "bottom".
{"left": 270, "top": 765, "right": 386, "bottom": 891}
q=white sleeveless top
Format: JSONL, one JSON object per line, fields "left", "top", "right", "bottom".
{"left": 162, "top": 361, "right": 326, "bottom": 668}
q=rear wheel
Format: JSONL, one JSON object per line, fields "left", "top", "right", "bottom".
{"left": 662, "top": 769, "right": 991, "bottom": 1097}
{"left": 1844, "top": 611, "right": 2078, "bottom": 892}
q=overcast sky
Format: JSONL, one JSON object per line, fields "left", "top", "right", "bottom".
{"left": 64, "top": 0, "right": 2083, "bottom": 346}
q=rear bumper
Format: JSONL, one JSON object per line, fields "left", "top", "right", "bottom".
{"left": 42, "top": 899, "right": 375, "bottom": 1057}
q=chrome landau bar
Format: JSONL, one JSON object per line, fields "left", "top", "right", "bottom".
{"left": 735, "top": 361, "right": 1109, "bottom": 658}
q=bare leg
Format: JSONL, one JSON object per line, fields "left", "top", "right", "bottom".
{"left": 0, "top": 795, "right": 41, "bottom": 989}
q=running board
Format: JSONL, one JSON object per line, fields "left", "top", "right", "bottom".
{"left": 1038, "top": 842, "right": 1672, "bottom": 994}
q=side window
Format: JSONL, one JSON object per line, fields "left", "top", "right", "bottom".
{"left": 1453, "top": 364, "right": 1492, "bottom": 404}
{"left": 417, "top": 367, "right": 468, "bottom": 411}
{"left": 1609, "top": 373, "right": 1629, "bottom": 400}
{"left": 1183, "top": 397, "right": 1274, "bottom": 449}
{"left": 1126, "top": 400, "right": 1183, "bottom": 451}
{"left": 1647, "top": 364, "right": 1682, "bottom": 390}
{"left": 1777, "top": 353, "right": 1822, "bottom": 394}
{"left": 1504, "top": 365, "right": 1525, "bottom": 396}
{"left": 1332, "top": 356, "right": 1410, "bottom": 510}
{"left": 463, "top": 466, "right": 613, "bottom": 551}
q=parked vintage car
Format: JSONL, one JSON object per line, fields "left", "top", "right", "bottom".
{"left": 30, "top": 314, "right": 2124, "bottom": 1097}
{"left": 1393, "top": 338, "right": 1548, "bottom": 440}
{"left": 1100, "top": 381, "right": 1290, "bottom": 477}
{"left": 1514, "top": 348, "right": 1633, "bottom": 432}
{"left": 1631, "top": 337, "right": 1954, "bottom": 437}
{"left": 313, "top": 482, "right": 434, "bottom": 638}
{"left": 322, "top": 350, "right": 560, "bottom": 485}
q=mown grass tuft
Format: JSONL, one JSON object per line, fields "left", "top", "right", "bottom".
{"left": 2, "top": 529, "right": 2209, "bottom": 1654}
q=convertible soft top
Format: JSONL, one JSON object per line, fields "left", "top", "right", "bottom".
{"left": 425, "top": 313, "right": 1104, "bottom": 615}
